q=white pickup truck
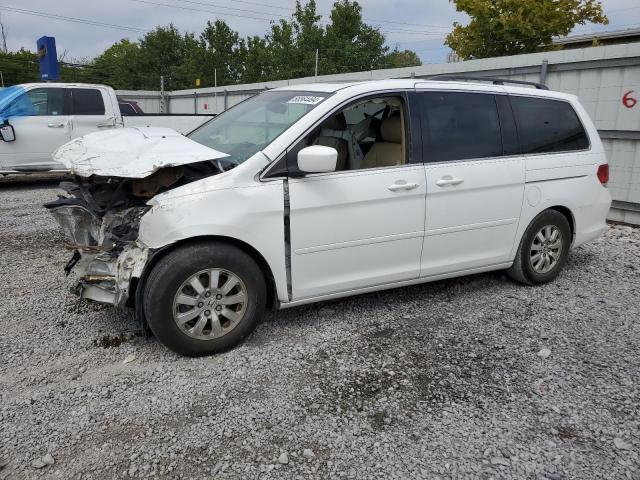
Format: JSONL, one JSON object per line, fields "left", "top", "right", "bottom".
{"left": 0, "top": 83, "right": 213, "bottom": 173}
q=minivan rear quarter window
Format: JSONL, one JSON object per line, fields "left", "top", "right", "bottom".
{"left": 510, "top": 96, "right": 589, "bottom": 154}
{"left": 420, "top": 92, "right": 503, "bottom": 163}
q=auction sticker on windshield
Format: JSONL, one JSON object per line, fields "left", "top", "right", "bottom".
{"left": 287, "top": 95, "right": 324, "bottom": 105}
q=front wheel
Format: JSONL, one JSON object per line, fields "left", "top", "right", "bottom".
{"left": 143, "top": 242, "right": 266, "bottom": 356}
{"left": 507, "top": 210, "right": 571, "bottom": 285}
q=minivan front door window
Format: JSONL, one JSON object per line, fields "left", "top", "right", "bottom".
{"left": 289, "top": 96, "right": 407, "bottom": 172}
{"left": 189, "top": 91, "right": 328, "bottom": 165}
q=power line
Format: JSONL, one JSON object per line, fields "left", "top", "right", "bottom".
{"left": 142, "top": 0, "right": 453, "bottom": 36}
{"left": 166, "top": 0, "right": 453, "bottom": 30}
{"left": 364, "top": 18, "right": 450, "bottom": 30}
{"left": 0, "top": 0, "right": 448, "bottom": 49}
{"left": 218, "top": 0, "right": 293, "bottom": 12}
{"left": 127, "top": 0, "right": 285, "bottom": 22}
{"left": 168, "top": 0, "right": 289, "bottom": 20}
{"left": 605, "top": 5, "right": 640, "bottom": 14}
{"left": 0, "top": 6, "right": 144, "bottom": 32}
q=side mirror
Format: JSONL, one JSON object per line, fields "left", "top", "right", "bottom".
{"left": 0, "top": 123, "right": 15, "bottom": 142}
{"left": 297, "top": 145, "right": 337, "bottom": 174}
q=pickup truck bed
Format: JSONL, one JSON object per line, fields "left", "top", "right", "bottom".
{"left": 122, "top": 114, "right": 214, "bottom": 135}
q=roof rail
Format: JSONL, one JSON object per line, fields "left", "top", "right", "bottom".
{"left": 427, "top": 74, "right": 549, "bottom": 90}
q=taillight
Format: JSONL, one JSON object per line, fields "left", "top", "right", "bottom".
{"left": 597, "top": 164, "right": 609, "bottom": 186}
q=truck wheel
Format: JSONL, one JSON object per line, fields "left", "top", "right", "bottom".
{"left": 507, "top": 210, "right": 571, "bottom": 286}
{"left": 144, "top": 242, "right": 266, "bottom": 356}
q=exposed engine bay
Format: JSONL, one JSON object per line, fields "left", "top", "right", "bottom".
{"left": 45, "top": 126, "right": 234, "bottom": 308}
{"left": 45, "top": 127, "right": 236, "bottom": 306}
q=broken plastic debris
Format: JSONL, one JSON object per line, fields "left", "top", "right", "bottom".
{"left": 122, "top": 354, "right": 137, "bottom": 364}
{"left": 537, "top": 348, "right": 551, "bottom": 359}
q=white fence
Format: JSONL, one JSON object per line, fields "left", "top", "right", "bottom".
{"left": 117, "top": 42, "right": 640, "bottom": 224}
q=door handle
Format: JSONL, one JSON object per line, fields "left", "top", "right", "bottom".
{"left": 436, "top": 176, "right": 464, "bottom": 187}
{"left": 47, "top": 123, "right": 66, "bottom": 128}
{"left": 388, "top": 181, "right": 419, "bottom": 192}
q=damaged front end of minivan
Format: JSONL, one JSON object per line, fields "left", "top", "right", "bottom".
{"left": 45, "top": 178, "right": 153, "bottom": 306}
{"left": 45, "top": 127, "right": 230, "bottom": 308}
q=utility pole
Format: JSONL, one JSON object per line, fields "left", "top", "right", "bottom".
{"left": 160, "top": 75, "right": 166, "bottom": 114}
{"left": 314, "top": 49, "right": 319, "bottom": 81}
{"left": 214, "top": 68, "right": 217, "bottom": 114}
{"left": 0, "top": 13, "right": 8, "bottom": 54}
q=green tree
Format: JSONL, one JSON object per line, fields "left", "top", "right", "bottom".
{"left": 382, "top": 48, "right": 422, "bottom": 68}
{"left": 0, "top": 49, "right": 39, "bottom": 85}
{"left": 0, "top": 0, "right": 423, "bottom": 87}
{"left": 266, "top": 19, "right": 298, "bottom": 80}
{"left": 241, "top": 36, "right": 270, "bottom": 83}
{"left": 292, "top": 0, "right": 324, "bottom": 77}
{"left": 446, "top": 0, "right": 608, "bottom": 59}
{"left": 92, "top": 39, "right": 142, "bottom": 89}
{"left": 323, "top": 1, "right": 388, "bottom": 74}
{"left": 198, "top": 20, "right": 245, "bottom": 86}
{"left": 137, "top": 24, "right": 194, "bottom": 89}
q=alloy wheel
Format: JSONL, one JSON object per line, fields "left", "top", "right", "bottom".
{"left": 172, "top": 268, "right": 247, "bottom": 340}
{"left": 529, "top": 225, "right": 563, "bottom": 274}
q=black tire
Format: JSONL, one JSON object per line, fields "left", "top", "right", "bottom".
{"left": 143, "top": 241, "right": 266, "bottom": 356}
{"left": 507, "top": 210, "right": 571, "bottom": 286}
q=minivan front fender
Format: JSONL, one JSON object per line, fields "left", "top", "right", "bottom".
{"left": 138, "top": 181, "right": 289, "bottom": 302}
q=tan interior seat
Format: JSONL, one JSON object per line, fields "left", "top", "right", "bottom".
{"left": 313, "top": 113, "right": 348, "bottom": 171}
{"left": 361, "top": 112, "right": 404, "bottom": 169}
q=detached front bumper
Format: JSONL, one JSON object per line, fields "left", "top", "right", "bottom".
{"left": 69, "top": 244, "right": 150, "bottom": 307}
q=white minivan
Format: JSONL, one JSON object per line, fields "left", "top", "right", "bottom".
{"left": 46, "top": 78, "right": 611, "bottom": 356}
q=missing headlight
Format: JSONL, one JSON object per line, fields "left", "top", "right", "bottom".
{"left": 48, "top": 204, "right": 101, "bottom": 248}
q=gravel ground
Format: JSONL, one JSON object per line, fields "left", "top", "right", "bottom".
{"left": 0, "top": 177, "right": 639, "bottom": 480}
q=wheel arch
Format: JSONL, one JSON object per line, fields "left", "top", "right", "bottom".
{"left": 507, "top": 204, "right": 575, "bottom": 285}
{"left": 131, "top": 235, "right": 278, "bottom": 332}
{"left": 547, "top": 205, "right": 575, "bottom": 242}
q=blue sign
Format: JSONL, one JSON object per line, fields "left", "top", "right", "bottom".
{"left": 37, "top": 36, "right": 60, "bottom": 81}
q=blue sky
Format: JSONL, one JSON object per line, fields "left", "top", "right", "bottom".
{"left": 1, "top": 0, "right": 639, "bottom": 65}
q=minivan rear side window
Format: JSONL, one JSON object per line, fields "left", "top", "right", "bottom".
{"left": 420, "top": 92, "right": 503, "bottom": 162}
{"left": 510, "top": 96, "right": 589, "bottom": 154}
{"left": 71, "top": 89, "right": 106, "bottom": 115}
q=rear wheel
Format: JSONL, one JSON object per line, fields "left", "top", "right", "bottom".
{"left": 507, "top": 210, "right": 571, "bottom": 285}
{"left": 144, "top": 242, "right": 266, "bottom": 356}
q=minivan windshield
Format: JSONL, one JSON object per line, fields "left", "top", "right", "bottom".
{"left": 188, "top": 90, "right": 328, "bottom": 165}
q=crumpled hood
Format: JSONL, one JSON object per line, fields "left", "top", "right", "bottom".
{"left": 53, "top": 127, "right": 229, "bottom": 178}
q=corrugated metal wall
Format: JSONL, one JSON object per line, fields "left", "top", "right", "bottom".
{"left": 114, "top": 90, "right": 163, "bottom": 113}
{"left": 117, "top": 42, "right": 640, "bottom": 224}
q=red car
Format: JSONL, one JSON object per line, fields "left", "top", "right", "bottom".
{"left": 117, "top": 99, "right": 144, "bottom": 115}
